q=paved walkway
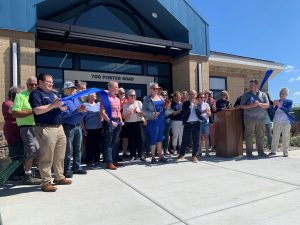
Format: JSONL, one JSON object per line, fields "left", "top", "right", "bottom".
{"left": 1, "top": 150, "right": 300, "bottom": 225}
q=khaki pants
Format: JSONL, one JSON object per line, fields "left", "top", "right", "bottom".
{"left": 271, "top": 122, "right": 291, "bottom": 155}
{"left": 244, "top": 120, "right": 265, "bottom": 155}
{"left": 35, "top": 126, "right": 66, "bottom": 185}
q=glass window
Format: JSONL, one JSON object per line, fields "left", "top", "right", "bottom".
{"left": 36, "top": 51, "right": 72, "bottom": 69}
{"left": 64, "top": 5, "right": 140, "bottom": 35}
{"left": 148, "top": 62, "right": 170, "bottom": 76}
{"left": 210, "top": 77, "right": 226, "bottom": 90}
{"left": 80, "top": 55, "right": 142, "bottom": 74}
{"left": 209, "top": 77, "right": 227, "bottom": 100}
{"left": 36, "top": 68, "right": 64, "bottom": 94}
{"left": 155, "top": 77, "right": 171, "bottom": 92}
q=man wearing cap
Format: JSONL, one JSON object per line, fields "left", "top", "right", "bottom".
{"left": 29, "top": 73, "right": 72, "bottom": 192}
{"left": 62, "top": 81, "right": 87, "bottom": 178}
{"left": 12, "top": 77, "right": 41, "bottom": 185}
{"left": 240, "top": 79, "right": 269, "bottom": 158}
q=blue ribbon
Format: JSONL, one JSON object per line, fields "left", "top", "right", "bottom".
{"left": 259, "top": 69, "right": 273, "bottom": 91}
{"left": 61, "top": 88, "right": 118, "bottom": 124}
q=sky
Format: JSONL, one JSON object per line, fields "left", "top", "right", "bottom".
{"left": 189, "top": 0, "right": 300, "bottom": 105}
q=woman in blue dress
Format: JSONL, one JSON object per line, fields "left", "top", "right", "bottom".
{"left": 143, "top": 83, "right": 168, "bottom": 164}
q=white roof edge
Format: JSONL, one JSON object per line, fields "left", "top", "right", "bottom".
{"left": 209, "top": 55, "right": 284, "bottom": 70}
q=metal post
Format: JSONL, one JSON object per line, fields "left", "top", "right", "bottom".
{"left": 12, "top": 42, "right": 18, "bottom": 87}
{"left": 197, "top": 63, "right": 202, "bottom": 92}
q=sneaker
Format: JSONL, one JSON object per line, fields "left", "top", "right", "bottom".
{"left": 23, "top": 174, "right": 42, "bottom": 185}
{"left": 64, "top": 171, "right": 73, "bottom": 178}
{"left": 246, "top": 153, "right": 254, "bottom": 158}
{"left": 258, "top": 152, "right": 268, "bottom": 157}
{"left": 54, "top": 178, "right": 72, "bottom": 185}
{"left": 164, "top": 150, "right": 171, "bottom": 157}
{"left": 192, "top": 156, "right": 198, "bottom": 163}
{"left": 41, "top": 183, "right": 57, "bottom": 192}
{"left": 158, "top": 157, "right": 168, "bottom": 163}
{"left": 151, "top": 157, "right": 158, "bottom": 164}
{"left": 73, "top": 169, "right": 87, "bottom": 175}
{"left": 268, "top": 152, "right": 276, "bottom": 156}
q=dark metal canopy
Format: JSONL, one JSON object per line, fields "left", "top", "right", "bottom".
{"left": 36, "top": 20, "right": 191, "bottom": 57}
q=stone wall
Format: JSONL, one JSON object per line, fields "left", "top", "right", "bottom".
{"left": 209, "top": 65, "right": 267, "bottom": 103}
{"left": 0, "top": 30, "right": 36, "bottom": 125}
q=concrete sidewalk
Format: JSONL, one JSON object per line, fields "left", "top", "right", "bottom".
{"left": 1, "top": 150, "right": 300, "bottom": 225}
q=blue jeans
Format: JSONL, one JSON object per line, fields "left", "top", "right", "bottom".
{"left": 63, "top": 125, "right": 82, "bottom": 172}
{"left": 103, "top": 122, "right": 121, "bottom": 163}
{"left": 163, "top": 118, "right": 172, "bottom": 149}
{"left": 179, "top": 121, "right": 200, "bottom": 156}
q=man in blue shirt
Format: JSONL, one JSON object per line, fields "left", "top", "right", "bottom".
{"left": 29, "top": 73, "right": 72, "bottom": 192}
{"left": 62, "top": 81, "right": 87, "bottom": 178}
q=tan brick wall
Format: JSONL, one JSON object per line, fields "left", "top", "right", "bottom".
{"left": 209, "top": 65, "right": 268, "bottom": 103}
{"left": 227, "top": 77, "right": 245, "bottom": 104}
{"left": 172, "top": 57, "right": 191, "bottom": 92}
{"left": 172, "top": 55, "right": 209, "bottom": 92}
{"left": 0, "top": 30, "right": 36, "bottom": 125}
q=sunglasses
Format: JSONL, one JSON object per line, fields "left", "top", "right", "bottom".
{"left": 199, "top": 96, "right": 205, "bottom": 99}
{"left": 29, "top": 83, "right": 37, "bottom": 86}
{"left": 152, "top": 88, "right": 160, "bottom": 90}
{"left": 129, "top": 95, "right": 136, "bottom": 97}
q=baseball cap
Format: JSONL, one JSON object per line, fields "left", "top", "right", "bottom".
{"left": 63, "top": 81, "right": 76, "bottom": 89}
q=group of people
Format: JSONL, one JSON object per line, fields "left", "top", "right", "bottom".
{"left": 1, "top": 73, "right": 295, "bottom": 192}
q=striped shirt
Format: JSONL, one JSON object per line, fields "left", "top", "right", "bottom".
{"left": 108, "top": 93, "right": 121, "bottom": 119}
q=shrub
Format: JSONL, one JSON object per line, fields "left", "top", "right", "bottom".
{"left": 290, "top": 136, "right": 300, "bottom": 147}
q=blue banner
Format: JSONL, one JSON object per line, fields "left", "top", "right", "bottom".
{"left": 259, "top": 69, "right": 274, "bottom": 91}
{"left": 61, "top": 88, "right": 114, "bottom": 123}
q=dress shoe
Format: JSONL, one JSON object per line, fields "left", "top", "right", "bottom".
{"left": 41, "top": 183, "right": 57, "bottom": 192}
{"left": 106, "top": 163, "right": 117, "bottom": 170}
{"left": 113, "top": 162, "right": 122, "bottom": 167}
{"left": 268, "top": 152, "right": 276, "bottom": 156}
{"left": 258, "top": 152, "right": 268, "bottom": 157}
{"left": 192, "top": 156, "right": 198, "bottom": 163}
{"left": 177, "top": 154, "right": 185, "bottom": 160}
{"left": 64, "top": 171, "right": 73, "bottom": 178}
{"left": 54, "top": 178, "right": 72, "bottom": 185}
{"left": 73, "top": 169, "right": 87, "bottom": 175}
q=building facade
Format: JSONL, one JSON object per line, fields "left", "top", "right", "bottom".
{"left": 0, "top": 0, "right": 284, "bottom": 125}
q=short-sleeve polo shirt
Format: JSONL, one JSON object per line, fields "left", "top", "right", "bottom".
{"left": 12, "top": 90, "right": 35, "bottom": 126}
{"left": 29, "top": 87, "right": 63, "bottom": 125}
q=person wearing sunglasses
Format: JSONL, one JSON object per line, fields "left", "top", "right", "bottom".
{"left": 142, "top": 83, "right": 168, "bottom": 164}
{"left": 123, "top": 89, "right": 145, "bottom": 161}
{"left": 118, "top": 88, "right": 130, "bottom": 159}
{"left": 12, "top": 77, "right": 41, "bottom": 185}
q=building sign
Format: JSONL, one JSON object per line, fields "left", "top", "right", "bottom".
{"left": 65, "top": 70, "right": 153, "bottom": 84}
{"left": 64, "top": 70, "right": 154, "bottom": 95}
